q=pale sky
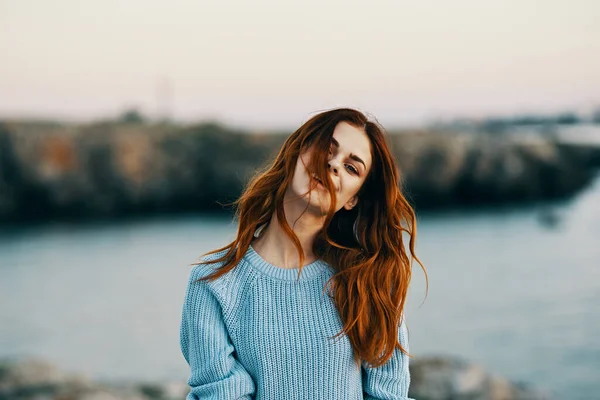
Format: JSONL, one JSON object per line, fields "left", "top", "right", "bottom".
{"left": 1, "top": 0, "right": 599, "bottom": 129}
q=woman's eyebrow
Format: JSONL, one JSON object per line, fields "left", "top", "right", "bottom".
{"left": 331, "top": 137, "right": 366, "bottom": 170}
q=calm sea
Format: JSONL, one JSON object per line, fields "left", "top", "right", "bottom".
{"left": 1, "top": 176, "right": 599, "bottom": 399}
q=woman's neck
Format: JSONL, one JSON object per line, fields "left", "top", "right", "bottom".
{"left": 251, "top": 200, "right": 325, "bottom": 269}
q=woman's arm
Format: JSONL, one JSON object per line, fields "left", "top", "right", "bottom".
{"left": 361, "top": 317, "right": 414, "bottom": 400}
{"left": 180, "top": 266, "right": 256, "bottom": 400}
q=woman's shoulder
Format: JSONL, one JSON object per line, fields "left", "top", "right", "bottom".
{"left": 189, "top": 246, "right": 254, "bottom": 293}
{"left": 186, "top": 247, "right": 256, "bottom": 321}
{"left": 191, "top": 248, "right": 230, "bottom": 275}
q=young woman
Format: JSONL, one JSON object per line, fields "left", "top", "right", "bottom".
{"left": 180, "top": 107, "right": 426, "bottom": 399}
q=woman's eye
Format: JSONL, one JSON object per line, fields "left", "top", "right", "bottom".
{"left": 346, "top": 164, "right": 358, "bottom": 175}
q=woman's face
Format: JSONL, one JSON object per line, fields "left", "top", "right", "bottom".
{"left": 287, "top": 121, "right": 373, "bottom": 215}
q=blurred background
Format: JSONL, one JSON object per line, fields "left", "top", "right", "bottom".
{"left": 1, "top": 1, "right": 599, "bottom": 399}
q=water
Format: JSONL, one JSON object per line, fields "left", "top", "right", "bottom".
{"left": 1, "top": 177, "right": 599, "bottom": 399}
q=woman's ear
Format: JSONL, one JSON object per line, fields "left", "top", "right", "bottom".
{"left": 343, "top": 195, "right": 358, "bottom": 211}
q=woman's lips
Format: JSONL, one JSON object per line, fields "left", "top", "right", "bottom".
{"left": 311, "top": 173, "right": 323, "bottom": 184}
{"left": 311, "top": 174, "right": 333, "bottom": 190}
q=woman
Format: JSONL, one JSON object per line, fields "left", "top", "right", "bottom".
{"left": 180, "top": 107, "right": 427, "bottom": 399}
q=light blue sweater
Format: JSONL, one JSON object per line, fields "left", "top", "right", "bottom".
{"left": 180, "top": 245, "right": 413, "bottom": 400}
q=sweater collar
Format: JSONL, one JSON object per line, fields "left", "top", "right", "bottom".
{"left": 245, "top": 244, "right": 330, "bottom": 281}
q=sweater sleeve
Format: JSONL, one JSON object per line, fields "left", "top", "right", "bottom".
{"left": 361, "top": 317, "right": 415, "bottom": 400}
{"left": 180, "top": 266, "right": 256, "bottom": 400}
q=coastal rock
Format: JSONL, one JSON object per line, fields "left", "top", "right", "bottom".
{"left": 390, "top": 131, "right": 594, "bottom": 207}
{"left": 0, "top": 121, "right": 596, "bottom": 223}
{"left": 0, "top": 357, "right": 92, "bottom": 400}
{"left": 0, "top": 356, "right": 549, "bottom": 400}
{"left": 0, "top": 358, "right": 186, "bottom": 400}
{"left": 408, "top": 356, "right": 550, "bottom": 400}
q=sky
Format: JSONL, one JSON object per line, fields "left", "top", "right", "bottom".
{"left": 1, "top": 0, "right": 599, "bottom": 129}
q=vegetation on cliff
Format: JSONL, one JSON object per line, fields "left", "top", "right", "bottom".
{"left": 0, "top": 120, "right": 595, "bottom": 223}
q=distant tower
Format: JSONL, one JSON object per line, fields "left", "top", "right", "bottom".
{"left": 156, "top": 76, "right": 173, "bottom": 122}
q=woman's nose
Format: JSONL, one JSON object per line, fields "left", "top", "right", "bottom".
{"left": 328, "top": 159, "right": 340, "bottom": 174}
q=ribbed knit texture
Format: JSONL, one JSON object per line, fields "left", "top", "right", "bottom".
{"left": 180, "top": 245, "right": 414, "bottom": 400}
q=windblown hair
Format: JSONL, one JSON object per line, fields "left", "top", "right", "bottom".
{"left": 194, "top": 107, "right": 427, "bottom": 368}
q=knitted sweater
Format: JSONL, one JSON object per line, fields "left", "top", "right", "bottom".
{"left": 179, "top": 245, "right": 413, "bottom": 400}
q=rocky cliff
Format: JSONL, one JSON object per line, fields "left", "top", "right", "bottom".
{"left": 0, "top": 120, "right": 594, "bottom": 223}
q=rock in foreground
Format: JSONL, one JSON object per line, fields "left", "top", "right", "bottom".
{"left": 409, "top": 356, "right": 550, "bottom": 400}
{"left": 0, "top": 358, "right": 187, "bottom": 400}
{"left": 0, "top": 356, "right": 550, "bottom": 400}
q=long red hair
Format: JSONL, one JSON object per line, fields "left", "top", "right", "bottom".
{"left": 194, "top": 107, "right": 427, "bottom": 368}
